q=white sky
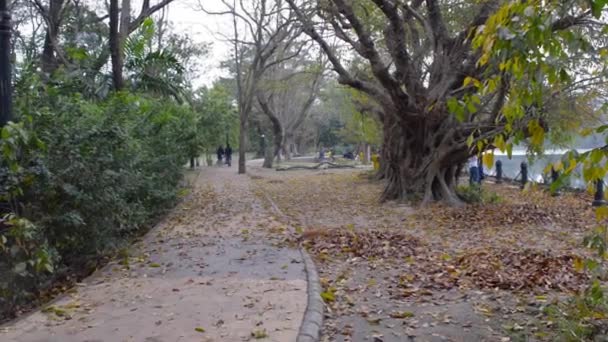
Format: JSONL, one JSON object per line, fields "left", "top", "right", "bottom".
{"left": 165, "top": 0, "right": 233, "bottom": 87}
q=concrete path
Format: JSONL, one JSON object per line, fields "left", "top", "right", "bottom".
{"left": 0, "top": 165, "right": 307, "bottom": 342}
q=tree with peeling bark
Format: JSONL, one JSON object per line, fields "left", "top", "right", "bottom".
{"left": 285, "top": 0, "right": 608, "bottom": 205}
{"left": 256, "top": 52, "right": 325, "bottom": 168}
{"left": 200, "top": 0, "right": 307, "bottom": 174}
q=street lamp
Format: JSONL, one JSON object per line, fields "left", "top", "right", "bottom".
{"left": 0, "top": 0, "right": 11, "bottom": 128}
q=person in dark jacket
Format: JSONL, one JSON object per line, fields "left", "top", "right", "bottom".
{"left": 225, "top": 144, "right": 232, "bottom": 166}
{"left": 217, "top": 146, "right": 224, "bottom": 164}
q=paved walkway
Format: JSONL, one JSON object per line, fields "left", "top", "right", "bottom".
{"left": 0, "top": 165, "right": 307, "bottom": 342}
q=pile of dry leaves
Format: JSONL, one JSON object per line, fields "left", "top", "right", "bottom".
{"left": 303, "top": 229, "right": 588, "bottom": 293}
{"left": 302, "top": 228, "right": 421, "bottom": 259}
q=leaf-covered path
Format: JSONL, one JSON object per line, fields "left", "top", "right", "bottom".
{"left": 0, "top": 165, "right": 307, "bottom": 342}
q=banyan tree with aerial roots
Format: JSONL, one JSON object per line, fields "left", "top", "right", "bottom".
{"left": 286, "top": 0, "right": 608, "bottom": 205}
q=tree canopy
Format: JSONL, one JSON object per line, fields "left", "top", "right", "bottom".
{"left": 284, "top": 0, "right": 608, "bottom": 204}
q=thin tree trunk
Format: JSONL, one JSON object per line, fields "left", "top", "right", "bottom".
{"left": 364, "top": 143, "right": 371, "bottom": 164}
{"left": 109, "top": 0, "right": 123, "bottom": 90}
{"left": 238, "top": 111, "right": 247, "bottom": 173}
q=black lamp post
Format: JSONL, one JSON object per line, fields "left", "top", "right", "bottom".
{"left": 0, "top": 0, "right": 11, "bottom": 128}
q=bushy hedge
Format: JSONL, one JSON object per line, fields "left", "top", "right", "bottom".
{"left": 0, "top": 88, "right": 198, "bottom": 320}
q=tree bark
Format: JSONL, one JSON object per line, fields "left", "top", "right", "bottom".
{"left": 39, "top": 0, "right": 65, "bottom": 74}
{"left": 379, "top": 112, "right": 468, "bottom": 205}
{"left": 238, "top": 110, "right": 248, "bottom": 173}
{"left": 109, "top": 0, "right": 123, "bottom": 90}
{"left": 262, "top": 139, "right": 274, "bottom": 168}
{"left": 257, "top": 94, "right": 284, "bottom": 166}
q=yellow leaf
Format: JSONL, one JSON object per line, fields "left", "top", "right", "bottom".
{"left": 466, "top": 134, "right": 474, "bottom": 147}
{"left": 573, "top": 257, "right": 585, "bottom": 272}
{"left": 565, "top": 159, "right": 577, "bottom": 174}
{"left": 596, "top": 206, "right": 608, "bottom": 222}
{"left": 463, "top": 76, "right": 474, "bottom": 87}
{"left": 320, "top": 291, "right": 335, "bottom": 302}
{"left": 482, "top": 152, "right": 494, "bottom": 169}
{"left": 493, "top": 135, "right": 505, "bottom": 151}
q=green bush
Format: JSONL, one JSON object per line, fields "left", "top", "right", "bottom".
{"left": 543, "top": 280, "right": 608, "bottom": 341}
{"left": 0, "top": 86, "right": 197, "bottom": 320}
{"left": 456, "top": 184, "right": 502, "bottom": 204}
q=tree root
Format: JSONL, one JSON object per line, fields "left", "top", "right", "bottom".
{"left": 276, "top": 162, "right": 356, "bottom": 171}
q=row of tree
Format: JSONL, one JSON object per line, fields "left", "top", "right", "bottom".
{"left": 210, "top": 0, "right": 608, "bottom": 205}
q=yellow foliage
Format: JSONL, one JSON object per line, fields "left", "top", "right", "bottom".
{"left": 482, "top": 152, "right": 494, "bottom": 169}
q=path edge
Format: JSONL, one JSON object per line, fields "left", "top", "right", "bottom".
{"left": 256, "top": 185, "right": 323, "bottom": 342}
{"left": 296, "top": 247, "right": 324, "bottom": 342}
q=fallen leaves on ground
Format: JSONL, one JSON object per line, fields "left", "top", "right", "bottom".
{"left": 301, "top": 228, "right": 587, "bottom": 293}
{"left": 302, "top": 229, "right": 420, "bottom": 260}
{"left": 255, "top": 169, "right": 599, "bottom": 342}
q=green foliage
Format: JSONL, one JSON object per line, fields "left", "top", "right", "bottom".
{"left": 318, "top": 118, "right": 343, "bottom": 148}
{"left": 0, "top": 81, "right": 200, "bottom": 319}
{"left": 462, "top": 1, "right": 608, "bottom": 157}
{"left": 125, "top": 18, "right": 187, "bottom": 100}
{"left": 456, "top": 185, "right": 501, "bottom": 204}
{"left": 544, "top": 281, "right": 608, "bottom": 341}
{"left": 193, "top": 83, "right": 239, "bottom": 152}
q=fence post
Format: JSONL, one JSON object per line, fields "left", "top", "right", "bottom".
{"left": 550, "top": 166, "right": 560, "bottom": 196}
{"left": 592, "top": 179, "right": 606, "bottom": 207}
{"left": 495, "top": 160, "right": 503, "bottom": 184}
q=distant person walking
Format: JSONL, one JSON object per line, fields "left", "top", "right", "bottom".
{"left": 478, "top": 155, "right": 485, "bottom": 182}
{"left": 225, "top": 144, "right": 232, "bottom": 167}
{"left": 216, "top": 146, "right": 224, "bottom": 165}
{"left": 469, "top": 155, "right": 480, "bottom": 185}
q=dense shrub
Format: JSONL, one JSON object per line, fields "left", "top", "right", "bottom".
{"left": 0, "top": 87, "right": 197, "bottom": 320}
{"left": 456, "top": 184, "right": 502, "bottom": 204}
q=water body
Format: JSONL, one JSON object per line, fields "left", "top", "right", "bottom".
{"left": 486, "top": 150, "right": 591, "bottom": 189}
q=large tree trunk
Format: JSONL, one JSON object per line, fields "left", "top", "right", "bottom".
{"left": 257, "top": 94, "right": 284, "bottom": 167}
{"left": 262, "top": 140, "right": 274, "bottom": 168}
{"left": 379, "top": 113, "right": 467, "bottom": 206}
{"left": 40, "top": 0, "right": 65, "bottom": 74}
{"left": 283, "top": 134, "right": 297, "bottom": 160}
{"left": 273, "top": 126, "right": 283, "bottom": 163}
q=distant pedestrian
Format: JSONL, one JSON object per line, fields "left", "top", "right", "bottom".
{"left": 469, "top": 155, "right": 480, "bottom": 185}
{"left": 225, "top": 144, "right": 232, "bottom": 167}
{"left": 478, "top": 155, "right": 485, "bottom": 182}
{"left": 217, "top": 146, "right": 224, "bottom": 165}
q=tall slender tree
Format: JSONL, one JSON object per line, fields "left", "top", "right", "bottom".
{"left": 201, "top": 0, "right": 307, "bottom": 174}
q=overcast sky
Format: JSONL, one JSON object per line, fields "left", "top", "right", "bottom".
{"left": 165, "top": 0, "right": 233, "bottom": 87}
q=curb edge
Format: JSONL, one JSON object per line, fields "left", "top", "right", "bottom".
{"left": 256, "top": 184, "right": 324, "bottom": 342}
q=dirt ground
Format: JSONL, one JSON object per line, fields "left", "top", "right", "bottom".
{"left": 0, "top": 164, "right": 307, "bottom": 342}
{"left": 253, "top": 167, "right": 598, "bottom": 342}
